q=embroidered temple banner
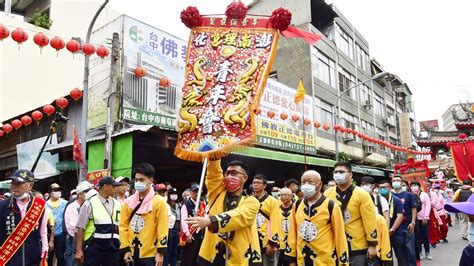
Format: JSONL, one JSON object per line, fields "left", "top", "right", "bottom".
{"left": 175, "top": 17, "right": 279, "bottom": 162}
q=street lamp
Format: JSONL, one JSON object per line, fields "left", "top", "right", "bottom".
{"left": 79, "top": 0, "right": 110, "bottom": 181}
{"left": 333, "top": 71, "right": 393, "bottom": 158}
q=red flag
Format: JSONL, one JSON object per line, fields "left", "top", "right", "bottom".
{"left": 449, "top": 139, "right": 474, "bottom": 182}
{"left": 281, "top": 26, "right": 321, "bottom": 45}
{"left": 73, "top": 126, "right": 86, "bottom": 168}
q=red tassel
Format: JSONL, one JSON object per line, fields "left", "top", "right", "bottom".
{"left": 281, "top": 26, "right": 321, "bottom": 45}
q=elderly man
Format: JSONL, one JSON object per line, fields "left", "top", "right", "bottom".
{"left": 0, "top": 170, "right": 49, "bottom": 265}
{"left": 186, "top": 160, "right": 261, "bottom": 266}
{"left": 286, "top": 170, "right": 348, "bottom": 265}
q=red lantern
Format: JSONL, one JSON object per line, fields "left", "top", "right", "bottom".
{"left": 333, "top": 125, "right": 341, "bottom": 131}
{"left": 339, "top": 127, "right": 347, "bottom": 133}
{"left": 50, "top": 36, "right": 65, "bottom": 52}
{"left": 134, "top": 66, "right": 147, "bottom": 78}
{"left": 314, "top": 121, "right": 321, "bottom": 128}
{"left": 280, "top": 113, "right": 288, "bottom": 120}
{"left": 70, "top": 88, "right": 83, "bottom": 101}
{"left": 254, "top": 107, "right": 261, "bottom": 115}
{"left": 32, "top": 110, "right": 43, "bottom": 124}
{"left": 11, "top": 119, "right": 22, "bottom": 130}
{"left": 96, "top": 45, "right": 109, "bottom": 59}
{"left": 159, "top": 76, "right": 171, "bottom": 87}
{"left": 0, "top": 130, "right": 4, "bottom": 137}
{"left": 21, "top": 115, "right": 32, "bottom": 126}
{"left": 323, "top": 123, "right": 330, "bottom": 131}
{"left": 352, "top": 130, "right": 358, "bottom": 135}
{"left": 267, "top": 110, "right": 275, "bottom": 119}
{"left": 43, "top": 104, "right": 56, "bottom": 116}
{"left": 66, "top": 39, "right": 81, "bottom": 54}
{"left": 0, "top": 24, "right": 9, "bottom": 41}
{"left": 56, "top": 97, "right": 69, "bottom": 109}
{"left": 291, "top": 114, "right": 299, "bottom": 122}
{"left": 11, "top": 28, "right": 28, "bottom": 46}
{"left": 82, "top": 43, "right": 96, "bottom": 56}
{"left": 357, "top": 133, "right": 364, "bottom": 138}
{"left": 346, "top": 128, "right": 354, "bottom": 134}
{"left": 3, "top": 123, "right": 13, "bottom": 134}
{"left": 33, "top": 32, "right": 49, "bottom": 52}
{"left": 303, "top": 118, "right": 311, "bottom": 126}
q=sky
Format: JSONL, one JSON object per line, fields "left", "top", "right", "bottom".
{"left": 106, "top": 0, "right": 474, "bottom": 129}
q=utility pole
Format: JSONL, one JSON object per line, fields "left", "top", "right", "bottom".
{"left": 104, "top": 32, "right": 120, "bottom": 170}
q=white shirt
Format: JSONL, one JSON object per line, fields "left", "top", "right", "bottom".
{"left": 375, "top": 194, "right": 390, "bottom": 215}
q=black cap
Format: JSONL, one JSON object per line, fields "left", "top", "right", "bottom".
{"left": 190, "top": 184, "right": 199, "bottom": 191}
{"left": 98, "top": 176, "right": 121, "bottom": 187}
{"left": 168, "top": 188, "right": 178, "bottom": 194}
{"left": 9, "top": 169, "right": 35, "bottom": 183}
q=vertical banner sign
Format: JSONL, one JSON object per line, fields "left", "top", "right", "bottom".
{"left": 175, "top": 17, "right": 279, "bottom": 162}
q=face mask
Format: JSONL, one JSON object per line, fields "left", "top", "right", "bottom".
{"left": 272, "top": 192, "right": 279, "bottom": 198}
{"left": 379, "top": 188, "right": 389, "bottom": 197}
{"left": 373, "top": 188, "right": 379, "bottom": 194}
{"left": 51, "top": 191, "right": 61, "bottom": 199}
{"left": 411, "top": 186, "right": 419, "bottom": 193}
{"left": 224, "top": 176, "right": 241, "bottom": 192}
{"left": 301, "top": 184, "right": 317, "bottom": 198}
{"left": 170, "top": 194, "right": 178, "bottom": 201}
{"left": 361, "top": 185, "right": 373, "bottom": 193}
{"left": 401, "top": 186, "right": 407, "bottom": 192}
{"left": 333, "top": 173, "right": 347, "bottom": 184}
{"left": 469, "top": 222, "right": 474, "bottom": 246}
{"left": 134, "top": 181, "right": 148, "bottom": 192}
{"left": 392, "top": 181, "right": 401, "bottom": 189}
{"left": 13, "top": 192, "right": 28, "bottom": 200}
{"left": 124, "top": 191, "right": 130, "bottom": 198}
{"left": 70, "top": 194, "right": 78, "bottom": 200}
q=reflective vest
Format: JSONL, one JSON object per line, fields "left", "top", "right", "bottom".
{"left": 84, "top": 195, "right": 121, "bottom": 249}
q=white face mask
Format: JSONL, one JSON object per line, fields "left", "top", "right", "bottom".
{"left": 361, "top": 185, "right": 373, "bottom": 193}
{"left": 13, "top": 192, "right": 28, "bottom": 200}
{"left": 333, "top": 173, "right": 347, "bottom": 184}
{"left": 170, "top": 194, "right": 178, "bottom": 201}
{"left": 271, "top": 192, "right": 279, "bottom": 198}
{"left": 51, "top": 191, "right": 61, "bottom": 199}
{"left": 301, "top": 184, "right": 317, "bottom": 198}
{"left": 124, "top": 191, "right": 130, "bottom": 198}
{"left": 373, "top": 188, "right": 379, "bottom": 194}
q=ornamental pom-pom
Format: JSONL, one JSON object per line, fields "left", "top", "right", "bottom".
{"left": 180, "top": 6, "right": 202, "bottom": 29}
{"left": 225, "top": 1, "right": 248, "bottom": 19}
{"left": 269, "top": 7, "right": 292, "bottom": 31}
{"left": 458, "top": 133, "right": 468, "bottom": 139}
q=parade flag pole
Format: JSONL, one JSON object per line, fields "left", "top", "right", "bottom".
{"left": 295, "top": 78, "right": 307, "bottom": 171}
{"left": 195, "top": 157, "right": 209, "bottom": 215}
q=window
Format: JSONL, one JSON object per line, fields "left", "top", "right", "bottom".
{"left": 376, "top": 128, "right": 386, "bottom": 151}
{"left": 338, "top": 67, "right": 357, "bottom": 101}
{"left": 374, "top": 93, "right": 384, "bottom": 116}
{"left": 335, "top": 24, "right": 354, "bottom": 59}
{"left": 356, "top": 44, "right": 369, "bottom": 72}
{"left": 341, "top": 111, "right": 359, "bottom": 140}
{"left": 315, "top": 98, "right": 334, "bottom": 128}
{"left": 311, "top": 48, "right": 336, "bottom": 88}
{"left": 361, "top": 120, "right": 374, "bottom": 134}
{"left": 360, "top": 84, "right": 371, "bottom": 104}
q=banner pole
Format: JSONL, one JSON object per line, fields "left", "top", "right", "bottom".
{"left": 195, "top": 157, "right": 209, "bottom": 215}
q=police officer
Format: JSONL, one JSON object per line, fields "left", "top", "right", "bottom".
{"left": 75, "top": 177, "right": 122, "bottom": 266}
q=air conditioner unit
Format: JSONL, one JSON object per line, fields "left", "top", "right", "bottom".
{"left": 363, "top": 100, "right": 372, "bottom": 109}
{"left": 363, "top": 145, "right": 375, "bottom": 155}
{"left": 343, "top": 133, "right": 354, "bottom": 143}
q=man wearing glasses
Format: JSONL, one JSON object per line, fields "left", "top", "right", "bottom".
{"left": 186, "top": 160, "right": 261, "bottom": 266}
{"left": 325, "top": 161, "right": 378, "bottom": 266}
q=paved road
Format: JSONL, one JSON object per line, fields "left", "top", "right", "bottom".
{"left": 420, "top": 222, "right": 468, "bottom": 266}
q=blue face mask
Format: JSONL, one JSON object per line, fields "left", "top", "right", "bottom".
{"left": 134, "top": 181, "right": 148, "bottom": 192}
{"left": 379, "top": 188, "right": 389, "bottom": 197}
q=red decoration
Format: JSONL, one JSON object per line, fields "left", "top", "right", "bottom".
{"left": 11, "top": 28, "right": 28, "bottom": 48}
{"left": 3, "top": 124, "right": 13, "bottom": 134}
{"left": 303, "top": 118, "right": 311, "bottom": 126}
{"left": 82, "top": 43, "right": 96, "bottom": 56}
{"left": 459, "top": 133, "right": 468, "bottom": 139}
{"left": 333, "top": 124, "right": 341, "bottom": 131}
{"left": 96, "top": 45, "right": 109, "bottom": 59}
{"left": 159, "top": 76, "right": 171, "bottom": 87}
{"left": 291, "top": 114, "right": 299, "bottom": 122}
{"left": 56, "top": 97, "right": 69, "bottom": 109}
{"left": 134, "top": 66, "right": 147, "bottom": 78}
{"left": 339, "top": 127, "right": 347, "bottom": 133}
{"left": 180, "top": 6, "right": 202, "bottom": 29}
{"left": 225, "top": 1, "right": 248, "bottom": 19}
{"left": 0, "top": 130, "right": 4, "bottom": 137}
{"left": 346, "top": 128, "right": 354, "bottom": 134}
{"left": 0, "top": 24, "right": 9, "bottom": 41}
{"left": 323, "top": 123, "right": 330, "bottom": 131}
{"left": 11, "top": 119, "right": 22, "bottom": 130}
{"left": 269, "top": 8, "right": 292, "bottom": 31}
{"left": 33, "top": 32, "right": 49, "bottom": 50}
{"left": 50, "top": 36, "right": 65, "bottom": 51}
{"left": 357, "top": 133, "right": 364, "bottom": 138}
{"left": 21, "top": 115, "right": 32, "bottom": 126}
{"left": 352, "top": 130, "right": 359, "bottom": 135}
{"left": 70, "top": 88, "right": 83, "bottom": 101}
{"left": 32, "top": 110, "right": 43, "bottom": 123}
{"left": 314, "top": 121, "right": 321, "bottom": 128}
{"left": 66, "top": 39, "right": 81, "bottom": 53}
{"left": 267, "top": 110, "right": 275, "bottom": 119}
{"left": 254, "top": 107, "right": 261, "bottom": 115}
{"left": 43, "top": 104, "right": 56, "bottom": 116}
{"left": 280, "top": 113, "right": 288, "bottom": 120}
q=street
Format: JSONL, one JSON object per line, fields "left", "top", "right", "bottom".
{"left": 422, "top": 221, "right": 468, "bottom": 266}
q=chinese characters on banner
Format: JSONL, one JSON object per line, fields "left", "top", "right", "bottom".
{"left": 175, "top": 17, "right": 279, "bottom": 162}
{"left": 257, "top": 79, "right": 316, "bottom": 154}
{"left": 86, "top": 169, "right": 110, "bottom": 186}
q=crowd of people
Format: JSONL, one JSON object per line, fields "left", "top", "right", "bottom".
{"left": 0, "top": 160, "right": 473, "bottom": 266}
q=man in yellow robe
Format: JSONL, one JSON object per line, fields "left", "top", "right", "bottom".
{"left": 276, "top": 188, "right": 293, "bottom": 266}
{"left": 286, "top": 170, "right": 349, "bottom": 265}
{"left": 186, "top": 160, "right": 262, "bottom": 266}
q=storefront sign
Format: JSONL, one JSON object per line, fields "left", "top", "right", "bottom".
{"left": 86, "top": 169, "right": 110, "bottom": 186}
{"left": 123, "top": 107, "right": 176, "bottom": 129}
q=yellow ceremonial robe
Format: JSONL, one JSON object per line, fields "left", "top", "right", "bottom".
{"left": 255, "top": 193, "right": 280, "bottom": 248}
{"left": 198, "top": 160, "right": 262, "bottom": 266}
{"left": 325, "top": 186, "right": 378, "bottom": 256}
{"left": 286, "top": 196, "right": 349, "bottom": 265}
{"left": 376, "top": 214, "right": 392, "bottom": 262}
{"left": 277, "top": 203, "right": 293, "bottom": 251}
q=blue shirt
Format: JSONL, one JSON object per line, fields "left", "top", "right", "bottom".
{"left": 47, "top": 199, "right": 68, "bottom": 236}
{"left": 392, "top": 190, "right": 416, "bottom": 229}
{"left": 388, "top": 194, "right": 404, "bottom": 229}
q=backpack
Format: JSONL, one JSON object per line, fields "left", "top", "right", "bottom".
{"left": 413, "top": 193, "right": 422, "bottom": 213}
{"left": 459, "top": 189, "right": 473, "bottom": 202}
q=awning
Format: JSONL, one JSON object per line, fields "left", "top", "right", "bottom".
{"left": 352, "top": 165, "right": 386, "bottom": 177}
{"left": 231, "top": 147, "right": 336, "bottom": 167}
{"left": 0, "top": 180, "right": 11, "bottom": 189}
